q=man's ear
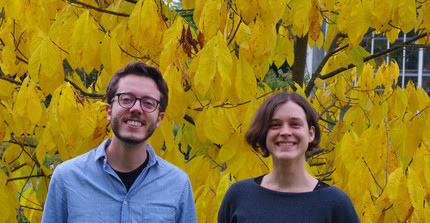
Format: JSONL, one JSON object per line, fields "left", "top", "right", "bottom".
{"left": 155, "top": 112, "right": 165, "bottom": 127}
{"left": 106, "top": 103, "right": 112, "bottom": 121}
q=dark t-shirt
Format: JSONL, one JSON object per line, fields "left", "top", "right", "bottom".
{"left": 114, "top": 153, "right": 149, "bottom": 192}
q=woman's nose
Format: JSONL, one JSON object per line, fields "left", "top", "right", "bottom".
{"left": 279, "top": 125, "right": 292, "bottom": 136}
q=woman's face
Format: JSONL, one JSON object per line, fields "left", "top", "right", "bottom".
{"left": 265, "top": 101, "right": 315, "bottom": 163}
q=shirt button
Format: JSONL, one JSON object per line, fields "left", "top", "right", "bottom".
{"left": 124, "top": 200, "right": 127, "bottom": 205}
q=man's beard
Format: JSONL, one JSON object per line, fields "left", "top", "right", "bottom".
{"left": 110, "top": 116, "right": 156, "bottom": 145}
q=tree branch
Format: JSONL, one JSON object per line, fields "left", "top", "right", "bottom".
{"left": 7, "top": 174, "right": 46, "bottom": 183}
{"left": 320, "top": 32, "right": 429, "bottom": 81}
{"left": 362, "top": 157, "right": 383, "bottom": 191}
{"left": 66, "top": 0, "right": 130, "bottom": 17}
{"left": 382, "top": 118, "right": 390, "bottom": 193}
{"left": 305, "top": 32, "right": 429, "bottom": 96}
{"left": 0, "top": 75, "right": 22, "bottom": 85}
{"left": 65, "top": 78, "right": 105, "bottom": 99}
{"left": 305, "top": 33, "right": 343, "bottom": 96}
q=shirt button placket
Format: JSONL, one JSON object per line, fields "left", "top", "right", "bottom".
{"left": 121, "top": 199, "right": 129, "bottom": 222}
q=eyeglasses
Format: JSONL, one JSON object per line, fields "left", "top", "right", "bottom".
{"left": 113, "top": 93, "right": 160, "bottom": 113}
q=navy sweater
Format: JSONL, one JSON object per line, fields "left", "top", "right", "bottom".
{"left": 218, "top": 178, "right": 360, "bottom": 223}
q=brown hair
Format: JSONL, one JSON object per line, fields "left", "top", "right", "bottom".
{"left": 245, "top": 92, "right": 321, "bottom": 157}
{"left": 105, "top": 61, "right": 169, "bottom": 112}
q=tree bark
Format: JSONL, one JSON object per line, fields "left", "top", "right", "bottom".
{"left": 291, "top": 34, "right": 308, "bottom": 91}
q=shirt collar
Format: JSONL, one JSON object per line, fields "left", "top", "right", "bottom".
{"left": 94, "top": 138, "right": 159, "bottom": 167}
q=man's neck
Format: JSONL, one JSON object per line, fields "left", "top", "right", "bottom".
{"left": 105, "top": 138, "right": 148, "bottom": 172}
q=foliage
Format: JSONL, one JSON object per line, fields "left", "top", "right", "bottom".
{"left": 0, "top": 0, "right": 429, "bottom": 222}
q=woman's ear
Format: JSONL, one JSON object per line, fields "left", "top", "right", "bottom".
{"left": 308, "top": 126, "right": 315, "bottom": 142}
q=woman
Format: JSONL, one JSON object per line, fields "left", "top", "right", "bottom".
{"left": 218, "top": 92, "right": 360, "bottom": 223}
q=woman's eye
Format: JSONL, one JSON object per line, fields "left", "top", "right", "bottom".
{"left": 291, "top": 122, "right": 302, "bottom": 127}
{"left": 270, "top": 123, "right": 280, "bottom": 128}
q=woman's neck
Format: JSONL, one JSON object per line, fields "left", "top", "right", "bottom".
{"left": 261, "top": 159, "right": 317, "bottom": 193}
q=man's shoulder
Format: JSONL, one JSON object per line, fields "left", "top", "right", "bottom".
{"left": 154, "top": 156, "right": 188, "bottom": 178}
{"left": 53, "top": 147, "right": 99, "bottom": 175}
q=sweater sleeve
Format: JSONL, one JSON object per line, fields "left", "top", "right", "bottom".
{"left": 217, "top": 183, "right": 238, "bottom": 223}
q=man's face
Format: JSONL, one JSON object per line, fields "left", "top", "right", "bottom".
{"left": 106, "top": 74, "right": 164, "bottom": 145}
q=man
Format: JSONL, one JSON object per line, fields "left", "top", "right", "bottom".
{"left": 42, "top": 61, "right": 197, "bottom": 222}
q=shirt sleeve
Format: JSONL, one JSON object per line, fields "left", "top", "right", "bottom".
{"left": 177, "top": 177, "right": 197, "bottom": 223}
{"left": 41, "top": 166, "right": 68, "bottom": 223}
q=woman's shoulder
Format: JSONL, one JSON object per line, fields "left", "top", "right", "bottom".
{"left": 317, "top": 185, "right": 356, "bottom": 206}
{"left": 229, "top": 177, "right": 259, "bottom": 189}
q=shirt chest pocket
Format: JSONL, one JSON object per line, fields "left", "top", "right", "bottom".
{"left": 141, "top": 206, "right": 175, "bottom": 223}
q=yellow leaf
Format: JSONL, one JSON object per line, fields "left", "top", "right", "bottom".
{"left": 100, "top": 0, "right": 125, "bottom": 31}
{"left": 235, "top": 23, "right": 251, "bottom": 50}
{"left": 339, "top": 131, "right": 360, "bottom": 171}
{"left": 217, "top": 133, "right": 241, "bottom": 163}
{"left": 101, "top": 34, "right": 122, "bottom": 80}
{"left": 215, "top": 32, "right": 232, "bottom": 83}
{"left": 406, "top": 81, "right": 420, "bottom": 114}
{"left": 308, "top": 2, "right": 321, "bottom": 42}
{"left": 289, "top": 0, "right": 312, "bottom": 37}
{"left": 0, "top": 36, "right": 16, "bottom": 75}
{"left": 386, "top": 167, "right": 413, "bottom": 222}
{"left": 407, "top": 167, "right": 426, "bottom": 214}
{"left": 36, "top": 177, "right": 48, "bottom": 205}
{"left": 421, "top": 1, "right": 430, "bottom": 32}
{"left": 159, "top": 119, "right": 176, "bottom": 155}
{"left": 198, "top": 0, "right": 226, "bottom": 40}
{"left": 234, "top": 53, "right": 257, "bottom": 101}
{"left": 235, "top": 0, "right": 258, "bottom": 24}
{"left": 314, "top": 78, "right": 325, "bottom": 89}
{"left": 78, "top": 101, "right": 98, "bottom": 138}
{"left": 372, "top": 0, "right": 395, "bottom": 27}
{"left": 163, "top": 65, "right": 188, "bottom": 122}
{"left": 337, "top": 1, "right": 371, "bottom": 46}
{"left": 58, "top": 83, "right": 80, "bottom": 152}
{"left": 128, "top": 0, "right": 162, "bottom": 55}
{"left": 390, "top": 87, "right": 407, "bottom": 118}
{"left": 347, "top": 160, "right": 371, "bottom": 205}
{"left": 215, "top": 173, "right": 235, "bottom": 207}
{"left": 425, "top": 202, "right": 430, "bottom": 222}
{"left": 324, "top": 17, "right": 339, "bottom": 52}
{"left": 196, "top": 106, "right": 232, "bottom": 145}
{"left": 403, "top": 116, "right": 423, "bottom": 161}
{"left": 423, "top": 113, "right": 430, "bottom": 144}
{"left": 397, "top": 0, "right": 417, "bottom": 33}
{"left": 194, "top": 36, "right": 216, "bottom": 96}
{"left": 346, "top": 46, "right": 370, "bottom": 75}
{"left": 71, "top": 10, "right": 100, "bottom": 68}
{"left": 0, "top": 79, "right": 15, "bottom": 101}
{"left": 182, "top": 0, "right": 195, "bottom": 10}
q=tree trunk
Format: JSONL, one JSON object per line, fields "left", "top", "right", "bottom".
{"left": 292, "top": 34, "right": 308, "bottom": 91}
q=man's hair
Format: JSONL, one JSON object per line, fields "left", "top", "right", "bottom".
{"left": 105, "top": 61, "right": 169, "bottom": 112}
{"left": 245, "top": 92, "right": 321, "bottom": 157}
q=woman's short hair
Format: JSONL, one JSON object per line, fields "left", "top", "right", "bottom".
{"left": 245, "top": 92, "right": 321, "bottom": 157}
{"left": 105, "top": 61, "right": 169, "bottom": 112}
